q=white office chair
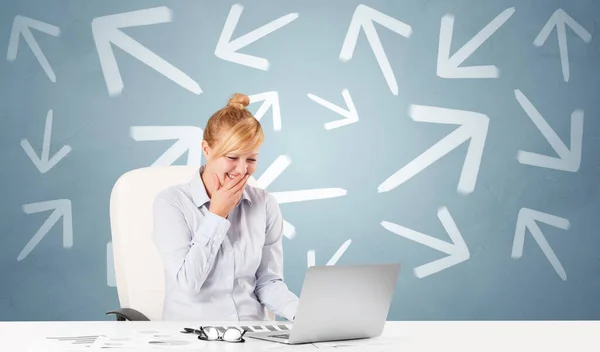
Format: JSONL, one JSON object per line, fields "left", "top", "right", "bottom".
{"left": 106, "top": 166, "right": 274, "bottom": 321}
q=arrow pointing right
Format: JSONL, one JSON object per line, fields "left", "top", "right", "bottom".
{"left": 511, "top": 208, "right": 570, "bottom": 281}
{"left": 307, "top": 239, "right": 352, "bottom": 268}
{"left": 378, "top": 104, "right": 489, "bottom": 195}
{"left": 534, "top": 9, "right": 592, "bottom": 82}
{"left": 248, "top": 91, "right": 282, "bottom": 132}
{"left": 7, "top": 15, "right": 60, "bottom": 82}
{"left": 381, "top": 206, "right": 469, "bottom": 278}
{"left": 91, "top": 6, "right": 201, "bottom": 97}
{"left": 339, "top": 4, "right": 412, "bottom": 95}
{"left": 307, "top": 88, "right": 359, "bottom": 130}
{"left": 515, "top": 89, "right": 583, "bottom": 172}
{"left": 18, "top": 199, "right": 73, "bottom": 261}
{"left": 130, "top": 126, "right": 204, "bottom": 167}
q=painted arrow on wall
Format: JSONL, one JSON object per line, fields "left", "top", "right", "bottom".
{"left": 515, "top": 89, "right": 583, "bottom": 172}
{"left": 215, "top": 4, "right": 298, "bottom": 71}
{"left": 92, "top": 6, "right": 201, "bottom": 97}
{"left": 18, "top": 199, "right": 73, "bottom": 261}
{"left": 381, "top": 206, "right": 469, "bottom": 278}
{"left": 307, "top": 239, "right": 352, "bottom": 268}
{"left": 437, "top": 7, "right": 515, "bottom": 78}
{"left": 307, "top": 88, "right": 359, "bottom": 130}
{"left": 249, "top": 91, "right": 282, "bottom": 132}
{"left": 21, "top": 109, "right": 72, "bottom": 174}
{"left": 511, "top": 208, "right": 570, "bottom": 281}
{"left": 130, "top": 126, "right": 204, "bottom": 167}
{"left": 534, "top": 9, "right": 592, "bottom": 82}
{"left": 7, "top": 15, "right": 60, "bottom": 82}
{"left": 378, "top": 104, "right": 489, "bottom": 195}
{"left": 340, "top": 4, "right": 412, "bottom": 95}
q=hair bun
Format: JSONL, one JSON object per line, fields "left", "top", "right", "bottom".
{"left": 227, "top": 93, "right": 250, "bottom": 109}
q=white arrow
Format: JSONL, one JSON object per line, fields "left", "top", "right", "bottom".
{"left": 248, "top": 155, "right": 347, "bottom": 240}
{"left": 91, "top": 6, "right": 201, "bottom": 97}
{"left": 378, "top": 104, "right": 489, "bottom": 195}
{"left": 534, "top": 9, "right": 592, "bottom": 82}
{"left": 7, "top": 15, "right": 60, "bottom": 82}
{"left": 215, "top": 4, "right": 298, "bottom": 71}
{"left": 307, "top": 89, "right": 359, "bottom": 130}
{"left": 515, "top": 89, "right": 583, "bottom": 172}
{"left": 437, "top": 7, "right": 515, "bottom": 78}
{"left": 381, "top": 206, "right": 469, "bottom": 278}
{"left": 511, "top": 208, "right": 570, "bottom": 281}
{"left": 307, "top": 239, "right": 352, "bottom": 268}
{"left": 18, "top": 199, "right": 73, "bottom": 261}
{"left": 130, "top": 126, "right": 204, "bottom": 167}
{"left": 249, "top": 91, "right": 281, "bottom": 131}
{"left": 339, "top": 4, "right": 412, "bottom": 95}
{"left": 21, "top": 109, "right": 72, "bottom": 174}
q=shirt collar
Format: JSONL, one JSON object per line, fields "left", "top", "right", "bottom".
{"left": 191, "top": 165, "right": 251, "bottom": 208}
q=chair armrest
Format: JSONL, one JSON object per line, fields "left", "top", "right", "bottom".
{"left": 105, "top": 308, "right": 150, "bottom": 321}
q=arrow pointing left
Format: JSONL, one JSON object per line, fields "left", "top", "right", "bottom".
{"left": 92, "top": 6, "right": 202, "bottom": 97}
{"left": 7, "top": 15, "right": 60, "bottom": 82}
{"left": 437, "top": 7, "right": 515, "bottom": 78}
{"left": 21, "top": 109, "right": 72, "bottom": 174}
{"left": 378, "top": 104, "right": 489, "bottom": 195}
{"left": 130, "top": 126, "right": 204, "bottom": 167}
{"left": 18, "top": 199, "right": 73, "bottom": 261}
{"left": 215, "top": 4, "right": 299, "bottom": 71}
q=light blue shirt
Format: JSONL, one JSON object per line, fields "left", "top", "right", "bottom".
{"left": 152, "top": 165, "right": 299, "bottom": 321}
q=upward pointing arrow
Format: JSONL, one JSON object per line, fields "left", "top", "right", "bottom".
{"left": 249, "top": 91, "right": 282, "bottom": 131}
{"left": 339, "top": 4, "right": 412, "bottom": 95}
{"left": 92, "top": 6, "right": 201, "bottom": 96}
{"left": 512, "top": 208, "right": 570, "bottom": 281}
{"left": 7, "top": 15, "right": 60, "bottom": 82}
{"left": 18, "top": 199, "right": 73, "bottom": 261}
{"left": 130, "top": 126, "right": 204, "bottom": 166}
{"left": 534, "top": 9, "right": 592, "bottom": 82}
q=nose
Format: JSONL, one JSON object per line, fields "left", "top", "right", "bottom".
{"left": 235, "top": 161, "right": 247, "bottom": 175}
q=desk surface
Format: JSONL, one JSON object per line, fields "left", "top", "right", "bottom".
{"left": 1, "top": 320, "right": 598, "bottom": 351}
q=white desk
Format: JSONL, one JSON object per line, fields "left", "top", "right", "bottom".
{"left": 1, "top": 320, "right": 598, "bottom": 351}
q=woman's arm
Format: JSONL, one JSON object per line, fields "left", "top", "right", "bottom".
{"left": 254, "top": 193, "right": 299, "bottom": 321}
{"left": 152, "top": 191, "right": 230, "bottom": 295}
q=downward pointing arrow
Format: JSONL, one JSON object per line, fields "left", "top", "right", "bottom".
{"left": 215, "top": 4, "right": 299, "bottom": 71}
{"left": 437, "top": 7, "right": 515, "bottom": 78}
{"left": 92, "top": 6, "right": 201, "bottom": 96}
{"left": 339, "top": 4, "right": 412, "bottom": 95}
{"left": 130, "top": 126, "right": 204, "bottom": 166}
{"left": 307, "top": 239, "right": 352, "bottom": 268}
{"left": 378, "top": 104, "right": 489, "bottom": 195}
{"left": 7, "top": 15, "right": 60, "bottom": 82}
{"left": 307, "top": 89, "right": 359, "bottom": 130}
{"left": 381, "top": 206, "right": 469, "bottom": 278}
{"left": 534, "top": 9, "right": 592, "bottom": 82}
{"left": 511, "top": 208, "right": 570, "bottom": 281}
{"left": 515, "top": 89, "right": 583, "bottom": 172}
{"left": 21, "top": 109, "right": 72, "bottom": 174}
{"left": 18, "top": 199, "right": 73, "bottom": 261}
{"left": 249, "top": 91, "right": 281, "bottom": 131}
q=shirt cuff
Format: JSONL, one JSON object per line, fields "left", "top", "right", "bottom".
{"left": 192, "top": 210, "right": 230, "bottom": 246}
{"left": 281, "top": 299, "right": 299, "bottom": 322}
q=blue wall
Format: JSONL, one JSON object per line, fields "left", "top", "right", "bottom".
{"left": 1, "top": 0, "right": 599, "bottom": 321}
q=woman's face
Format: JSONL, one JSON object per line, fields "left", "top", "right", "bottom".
{"left": 203, "top": 141, "right": 260, "bottom": 188}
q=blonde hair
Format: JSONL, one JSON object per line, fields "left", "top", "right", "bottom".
{"left": 203, "top": 93, "right": 264, "bottom": 159}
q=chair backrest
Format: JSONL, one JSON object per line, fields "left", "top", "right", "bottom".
{"left": 109, "top": 166, "right": 199, "bottom": 321}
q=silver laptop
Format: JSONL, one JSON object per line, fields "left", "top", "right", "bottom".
{"left": 247, "top": 263, "right": 400, "bottom": 345}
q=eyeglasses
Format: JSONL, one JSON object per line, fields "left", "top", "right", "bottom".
{"left": 181, "top": 326, "right": 248, "bottom": 343}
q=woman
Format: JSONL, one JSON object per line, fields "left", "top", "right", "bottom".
{"left": 152, "top": 93, "right": 299, "bottom": 322}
